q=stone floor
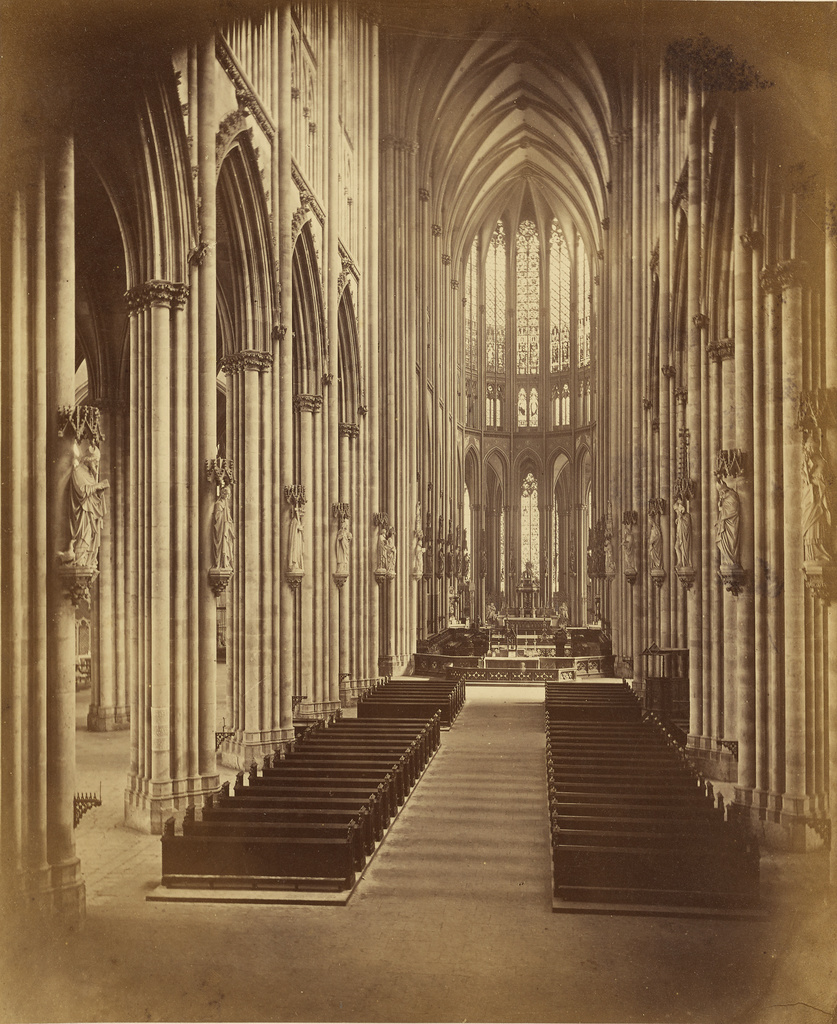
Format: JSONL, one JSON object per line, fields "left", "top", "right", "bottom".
{"left": 1, "top": 685, "right": 835, "bottom": 1024}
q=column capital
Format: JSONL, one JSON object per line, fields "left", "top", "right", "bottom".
{"left": 707, "top": 338, "right": 735, "bottom": 362}
{"left": 441, "top": 253, "right": 451, "bottom": 267}
{"left": 125, "top": 280, "right": 189, "bottom": 313}
{"left": 739, "top": 230, "right": 764, "bottom": 253}
{"left": 675, "top": 387, "right": 688, "bottom": 406}
{"left": 692, "top": 312, "right": 709, "bottom": 330}
{"left": 219, "top": 349, "right": 274, "bottom": 374}
{"left": 432, "top": 223, "right": 442, "bottom": 237}
{"left": 661, "top": 364, "right": 676, "bottom": 379}
{"left": 759, "top": 264, "right": 783, "bottom": 294}
{"left": 338, "top": 421, "right": 360, "bottom": 439}
{"left": 294, "top": 393, "right": 323, "bottom": 414}
{"left": 776, "top": 258, "right": 808, "bottom": 291}
{"left": 418, "top": 187, "right": 430, "bottom": 202}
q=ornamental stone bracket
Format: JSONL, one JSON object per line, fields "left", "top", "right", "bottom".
{"left": 57, "top": 564, "right": 99, "bottom": 607}
{"left": 675, "top": 565, "right": 696, "bottom": 591}
{"left": 718, "top": 562, "right": 746, "bottom": 597}
{"left": 208, "top": 567, "right": 233, "bottom": 597}
{"left": 650, "top": 567, "right": 666, "bottom": 589}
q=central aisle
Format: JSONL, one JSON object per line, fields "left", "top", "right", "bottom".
{"left": 359, "top": 684, "right": 551, "bottom": 908}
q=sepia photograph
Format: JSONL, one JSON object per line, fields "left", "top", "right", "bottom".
{"left": 1, "top": 1, "right": 836, "bottom": 1021}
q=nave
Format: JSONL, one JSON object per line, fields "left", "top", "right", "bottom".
{"left": 2, "top": 685, "right": 834, "bottom": 1024}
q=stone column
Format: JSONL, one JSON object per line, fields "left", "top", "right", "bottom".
{"left": 294, "top": 394, "right": 322, "bottom": 715}
{"left": 759, "top": 266, "right": 786, "bottom": 814}
{"left": 197, "top": 28, "right": 219, "bottom": 782}
{"left": 685, "top": 72, "right": 704, "bottom": 744}
{"left": 88, "top": 401, "right": 129, "bottom": 731}
{"left": 275, "top": 4, "right": 295, "bottom": 739}
{"left": 45, "top": 133, "right": 85, "bottom": 919}
{"left": 733, "top": 98, "right": 756, "bottom": 797}
{"left": 824, "top": 191, "right": 837, "bottom": 885}
{"left": 219, "top": 351, "right": 277, "bottom": 765}
{"left": 778, "top": 255, "right": 808, "bottom": 834}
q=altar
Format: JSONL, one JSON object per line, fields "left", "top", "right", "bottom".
{"left": 516, "top": 563, "right": 539, "bottom": 616}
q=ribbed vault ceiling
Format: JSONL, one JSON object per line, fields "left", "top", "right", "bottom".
{"left": 391, "top": 21, "right": 615, "bottom": 261}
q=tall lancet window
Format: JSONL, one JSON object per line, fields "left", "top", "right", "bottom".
{"left": 516, "top": 220, "right": 540, "bottom": 375}
{"left": 464, "top": 236, "right": 478, "bottom": 376}
{"left": 576, "top": 234, "right": 591, "bottom": 368}
{"left": 520, "top": 472, "right": 540, "bottom": 574}
{"left": 550, "top": 220, "right": 571, "bottom": 373}
{"left": 485, "top": 222, "right": 506, "bottom": 376}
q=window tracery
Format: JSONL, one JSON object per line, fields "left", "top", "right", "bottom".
{"left": 550, "top": 221, "right": 571, "bottom": 373}
{"left": 516, "top": 220, "right": 540, "bottom": 376}
{"left": 521, "top": 472, "right": 540, "bottom": 574}
{"left": 485, "top": 222, "right": 506, "bottom": 376}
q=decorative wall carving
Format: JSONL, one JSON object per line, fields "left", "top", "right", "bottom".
{"left": 707, "top": 338, "right": 735, "bottom": 362}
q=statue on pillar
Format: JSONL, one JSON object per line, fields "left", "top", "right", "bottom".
{"left": 462, "top": 536, "right": 471, "bottom": 580}
{"left": 648, "top": 509, "right": 663, "bottom": 571}
{"left": 376, "top": 520, "right": 389, "bottom": 574}
{"left": 801, "top": 434, "right": 832, "bottom": 562}
{"left": 212, "top": 485, "right": 235, "bottom": 570}
{"left": 621, "top": 518, "right": 636, "bottom": 575}
{"left": 674, "top": 498, "right": 692, "bottom": 569}
{"left": 603, "top": 520, "right": 615, "bottom": 576}
{"left": 335, "top": 516, "right": 352, "bottom": 575}
{"left": 715, "top": 476, "right": 741, "bottom": 567}
{"left": 62, "top": 444, "right": 110, "bottom": 569}
{"left": 411, "top": 502, "right": 425, "bottom": 580}
{"left": 288, "top": 503, "right": 305, "bottom": 574}
{"left": 385, "top": 527, "right": 397, "bottom": 578}
{"left": 436, "top": 515, "right": 444, "bottom": 577}
{"left": 446, "top": 522, "right": 454, "bottom": 577}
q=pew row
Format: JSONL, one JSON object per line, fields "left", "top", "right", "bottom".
{"left": 356, "top": 677, "right": 465, "bottom": 727}
{"left": 545, "top": 682, "right": 759, "bottom": 911}
{"left": 161, "top": 714, "right": 441, "bottom": 892}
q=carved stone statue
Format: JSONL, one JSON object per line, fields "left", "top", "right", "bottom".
{"left": 288, "top": 504, "right": 305, "bottom": 574}
{"left": 384, "top": 527, "right": 397, "bottom": 577}
{"left": 480, "top": 548, "right": 487, "bottom": 577}
{"left": 715, "top": 477, "right": 741, "bottom": 567}
{"left": 801, "top": 435, "right": 832, "bottom": 561}
{"left": 212, "top": 485, "right": 235, "bottom": 570}
{"left": 335, "top": 517, "right": 352, "bottom": 575}
{"left": 603, "top": 523, "right": 615, "bottom": 575}
{"left": 674, "top": 499, "right": 692, "bottom": 569}
{"left": 648, "top": 510, "right": 663, "bottom": 571}
{"left": 377, "top": 522, "right": 389, "bottom": 573}
{"left": 411, "top": 502, "right": 425, "bottom": 578}
{"left": 621, "top": 519, "right": 636, "bottom": 574}
{"left": 65, "top": 444, "right": 110, "bottom": 568}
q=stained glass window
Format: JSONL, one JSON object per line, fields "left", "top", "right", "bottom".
{"left": 464, "top": 236, "right": 478, "bottom": 376}
{"left": 485, "top": 222, "right": 506, "bottom": 375}
{"left": 517, "top": 387, "right": 527, "bottom": 427}
{"left": 550, "top": 220, "right": 571, "bottom": 373}
{"left": 576, "top": 234, "right": 591, "bottom": 368}
{"left": 553, "top": 504, "right": 560, "bottom": 584}
{"left": 520, "top": 472, "right": 540, "bottom": 575}
{"left": 516, "top": 220, "right": 539, "bottom": 375}
{"left": 486, "top": 382, "right": 502, "bottom": 428}
{"left": 529, "top": 387, "right": 538, "bottom": 427}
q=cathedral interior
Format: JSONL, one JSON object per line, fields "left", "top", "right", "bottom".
{"left": 1, "top": 1, "right": 837, "bottom": 1021}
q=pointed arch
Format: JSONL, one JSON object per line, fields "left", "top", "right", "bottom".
{"left": 217, "top": 137, "right": 275, "bottom": 360}
{"left": 291, "top": 222, "right": 326, "bottom": 394}
{"left": 337, "top": 285, "right": 360, "bottom": 422}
